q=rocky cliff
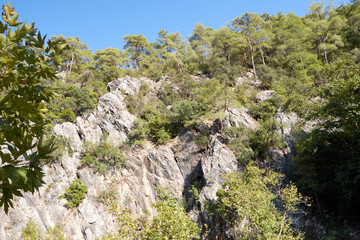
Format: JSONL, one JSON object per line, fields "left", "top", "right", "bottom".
{"left": 0, "top": 76, "right": 296, "bottom": 239}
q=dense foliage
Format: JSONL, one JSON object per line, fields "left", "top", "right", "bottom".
{"left": 0, "top": 2, "right": 64, "bottom": 213}
{"left": 294, "top": 61, "right": 360, "bottom": 220}
{"left": 209, "top": 163, "right": 308, "bottom": 239}
{"left": 102, "top": 188, "right": 200, "bottom": 240}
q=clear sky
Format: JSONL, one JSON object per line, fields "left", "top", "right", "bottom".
{"left": 13, "top": 0, "right": 347, "bottom": 52}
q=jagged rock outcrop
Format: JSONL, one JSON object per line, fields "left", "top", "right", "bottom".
{"left": 107, "top": 76, "right": 159, "bottom": 94}
{"left": 0, "top": 76, "right": 243, "bottom": 239}
{"left": 224, "top": 108, "right": 259, "bottom": 130}
{"left": 268, "top": 111, "right": 299, "bottom": 173}
{"left": 1, "top": 75, "right": 312, "bottom": 239}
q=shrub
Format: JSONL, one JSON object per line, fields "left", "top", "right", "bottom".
{"left": 21, "top": 219, "right": 42, "bottom": 240}
{"left": 59, "top": 109, "right": 76, "bottom": 122}
{"left": 249, "top": 119, "right": 286, "bottom": 160}
{"left": 153, "top": 127, "right": 171, "bottom": 145}
{"left": 105, "top": 188, "right": 201, "bottom": 239}
{"left": 143, "top": 188, "right": 200, "bottom": 239}
{"left": 60, "top": 178, "right": 88, "bottom": 209}
{"left": 81, "top": 136, "right": 126, "bottom": 175}
{"left": 44, "top": 225, "right": 68, "bottom": 240}
{"left": 63, "top": 85, "right": 96, "bottom": 116}
{"left": 248, "top": 100, "right": 277, "bottom": 122}
{"left": 194, "top": 133, "right": 210, "bottom": 148}
{"left": 97, "top": 187, "right": 119, "bottom": 205}
{"left": 124, "top": 94, "right": 137, "bottom": 115}
{"left": 224, "top": 126, "right": 254, "bottom": 166}
{"left": 130, "top": 106, "right": 174, "bottom": 145}
{"left": 128, "top": 119, "right": 150, "bottom": 146}
{"left": 209, "top": 163, "right": 308, "bottom": 239}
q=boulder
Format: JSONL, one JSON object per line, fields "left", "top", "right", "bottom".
{"left": 256, "top": 90, "right": 276, "bottom": 102}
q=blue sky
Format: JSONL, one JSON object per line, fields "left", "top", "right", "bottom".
{"left": 14, "top": 0, "right": 346, "bottom": 52}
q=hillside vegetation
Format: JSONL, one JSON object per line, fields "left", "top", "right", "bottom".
{"left": 1, "top": 0, "right": 360, "bottom": 239}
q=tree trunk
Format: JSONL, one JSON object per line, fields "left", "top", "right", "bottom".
{"left": 243, "top": 51, "right": 248, "bottom": 66}
{"left": 225, "top": 49, "right": 231, "bottom": 65}
{"left": 277, "top": 211, "right": 287, "bottom": 240}
{"left": 135, "top": 57, "right": 139, "bottom": 70}
{"left": 248, "top": 36, "right": 256, "bottom": 78}
{"left": 257, "top": 40, "right": 266, "bottom": 66}
{"left": 322, "top": 32, "right": 329, "bottom": 64}
{"left": 69, "top": 53, "right": 74, "bottom": 73}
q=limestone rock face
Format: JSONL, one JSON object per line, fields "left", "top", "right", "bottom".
{"left": 0, "top": 134, "right": 238, "bottom": 239}
{"left": 53, "top": 122, "right": 82, "bottom": 149}
{"left": 76, "top": 89, "right": 136, "bottom": 145}
{"left": 270, "top": 111, "right": 299, "bottom": 173}
{"left": 0, "top": 77, "right": 241, "bottom": 239}
{"left": 200, "top": 135, "right": 237, "bottom": 204}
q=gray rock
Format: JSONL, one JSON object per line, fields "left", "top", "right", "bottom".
{"left": 106, "top": 76, "right": 157, "bottom": 95}
{"left": 235, "top": 73, "right": 261, "bottom": 88}
{"left": 79, "top": 200, "right": 99, "bottom": 224}
{"left": 256, "top": 90, "right": 276, "bottom": 102}
{"left": 53, "top": 122, "right": 82, "bottom": 149}
{"left": 84, "top": 228, "right": 93, "bottom": 240}
{"left": 200, "top": 136, "right": 238, "bottom": 203}
{"left": 224, "top": 108, "right": 259, "bottom": 130}
{"left": 76, "top": 113, "right": 102, "bottom": 144}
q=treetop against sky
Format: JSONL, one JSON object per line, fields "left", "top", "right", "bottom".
{"left": 15, "top": 0, "right": 346, "bottom": 51}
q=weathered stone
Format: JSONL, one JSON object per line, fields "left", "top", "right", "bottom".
{"left": 256, "top": 90, "right": 276, "bottom": 102}
{"left": 53, "top": 122, "right": 82, "bottom": 149}
{"left": 224, "top": 108, "right": 259, "bottom": 130}
{"left": 106, "top": 76, "right": 158, "bottom": 95}
{"left": 235, "top": 73, "right": 261, "bottom": 88}
{"left": 79, "top": 200, "right": 99, "bottom": 224}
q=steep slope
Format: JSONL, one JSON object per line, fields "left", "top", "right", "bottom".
{"left": 0, "top": 76, "right": 260, "bottom": 239}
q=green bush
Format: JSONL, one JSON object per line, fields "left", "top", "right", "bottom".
{"left": 44, "top": 225, "right": 68, "bottom": 240}
{"left": 194, "top": 133, "right": 210, "bottom": 148}
{"left": 209, "top": 163, "right": 308, "bottom": 239}
{"left": 97, "top": 187, "right": 119, "bottom": 205}
{"left": 124, "top": 94, "right": 137, "bottom": 115}
{"left": 128, "top": 119, "right": 150, "bottom": 146}
{"left": 60, "top": 178, "right": 88, "bottom": 209}
{"left": 159, "top": 81, "right": 177, "bottom": 105}
{"left": 248, "top": 100, "right": 277, "bottom": 122}
{"left": 139, "top": 82, "right": 151, "bottom": 96}
{"left": 224, "top": 126, "right": 254, "bottom": 166}
{"left": 63, "top": 85, "right": 97, "bottom": 116}
{"left": 21, "top": 219, "right": 42, "bottom": 240}
{"left": 59, "top": 109, "right": 76, "bottom": 122}
{"left": 249, "top": 119, "right": 286, "bottom": 160}
{"left": 81, "top": 135, "right": 126, "bottom": 175}
{"left": 129, "top": 106, "right": 174, "bottom": 145}
{"left": 105, "top": 188, "right": 200, "bottom": 239}
{"left": 153, "top": 127, "right": 171, "bottom": 145}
